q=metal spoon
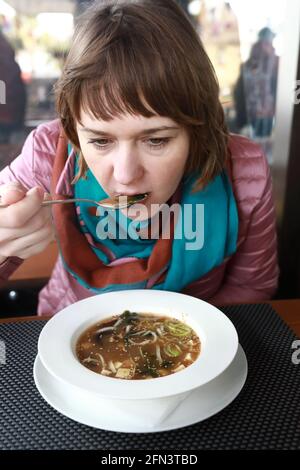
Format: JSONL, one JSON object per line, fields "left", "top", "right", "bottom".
{"left": 0, "top": 193, "right": 148, "bottom": 210}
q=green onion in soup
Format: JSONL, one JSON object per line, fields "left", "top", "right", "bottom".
{"left": 76, "top": 311, "right": 201, "bottom": 380}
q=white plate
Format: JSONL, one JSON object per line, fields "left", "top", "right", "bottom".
{"left": 33, "top": 344, "right": 247, "bottom": 433}
{"left": 38, "top": 290, "right": 239, "bottom": 400}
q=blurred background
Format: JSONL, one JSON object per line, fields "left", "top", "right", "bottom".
{"left": 0, "top": 0, "right": 300, "bottom": 315}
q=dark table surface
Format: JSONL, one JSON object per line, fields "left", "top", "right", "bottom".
{"left": 0, "top": 300, "right": 299, "bottom": 450}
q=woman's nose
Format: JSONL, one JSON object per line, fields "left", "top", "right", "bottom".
{"left": 113, "top": 146, "right": 144, "bottom": 185}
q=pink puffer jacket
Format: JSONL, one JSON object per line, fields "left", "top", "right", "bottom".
{"left": 0, "top": 120, "right": 279, "bottom": 315}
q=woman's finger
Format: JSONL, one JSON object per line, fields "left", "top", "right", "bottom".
{"left": 0, "top": 222, "right": 54, "bottom": 259}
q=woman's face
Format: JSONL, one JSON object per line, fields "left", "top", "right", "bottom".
{"left": 76, "top": 110, "right": 190, "bottom": 220}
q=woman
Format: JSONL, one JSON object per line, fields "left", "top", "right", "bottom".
{"left": 0, "top": 0, "right": 278, "bottom": 315}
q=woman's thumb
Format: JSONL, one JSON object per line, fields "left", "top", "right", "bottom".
{"left": 0, "top": 181, "right": 27, "bottom": 205}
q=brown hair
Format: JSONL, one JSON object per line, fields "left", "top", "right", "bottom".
{"left": 55, "top": 0, "right": 229, "bottom": 189}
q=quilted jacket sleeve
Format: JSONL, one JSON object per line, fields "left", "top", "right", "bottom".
{"left": 210, "top": 154, "right": 279, "bottom": 305}
{"left": 0, "top": 121, "right": 58, "bottom": 281}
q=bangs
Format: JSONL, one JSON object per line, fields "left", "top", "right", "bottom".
{"left": 71, "top": 33, "right": 202, "bottom": 127}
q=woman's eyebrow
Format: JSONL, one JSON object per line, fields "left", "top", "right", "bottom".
{"left": 79, "top": 126, "right": 180, "bottom": 136}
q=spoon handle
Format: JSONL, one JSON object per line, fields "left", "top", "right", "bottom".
{"left": 41, "top": 198, "right": 95, "bottom": 206}
{"left": 40, "top": 198, "right": 130, "bottom": 209}
{"left": 0, "top": 196, "right": 85, "bottom": 208}
{"left": 0, "top": 195, "right": 128, "bottom": 210}
{"left": 0, "top": 193, "right": 147, "bottom": 209}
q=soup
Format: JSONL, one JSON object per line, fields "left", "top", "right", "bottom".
{"left": 76, "top": 310, "right": 201, "bottom": 380}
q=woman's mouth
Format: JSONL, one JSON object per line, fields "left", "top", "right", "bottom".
{"left": 113, "top": 192, "right": 150, "bottom": 203}
{"left": 114, "top": 191, "right": 149, "bottom": 198}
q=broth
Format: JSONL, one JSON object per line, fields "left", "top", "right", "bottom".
{"left": 76, "top": 311, "right": 201, "bottom": 380}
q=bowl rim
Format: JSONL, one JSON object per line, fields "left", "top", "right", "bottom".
{"left": 38, "top": 290, "right": 239, "bottom": 400}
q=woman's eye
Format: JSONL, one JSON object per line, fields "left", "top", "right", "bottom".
{"left": 146, "top": 138, "right": 170, "bottom": 149}
{"left": 88, "top": 138, "right": 111, "bottom": 148}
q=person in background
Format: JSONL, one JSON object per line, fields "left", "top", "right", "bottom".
{"left": 0, "top": 0, "right": 278, "bottom": 316}
{"left": 233, "top": 27, "right": 279, "bottom": 138}
{"left": 0, "top": 29, "right": 26, "bottom": 144}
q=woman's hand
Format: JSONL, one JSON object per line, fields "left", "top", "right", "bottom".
{"left": 0, "top": 181, "right": 55, "bottom": 261}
